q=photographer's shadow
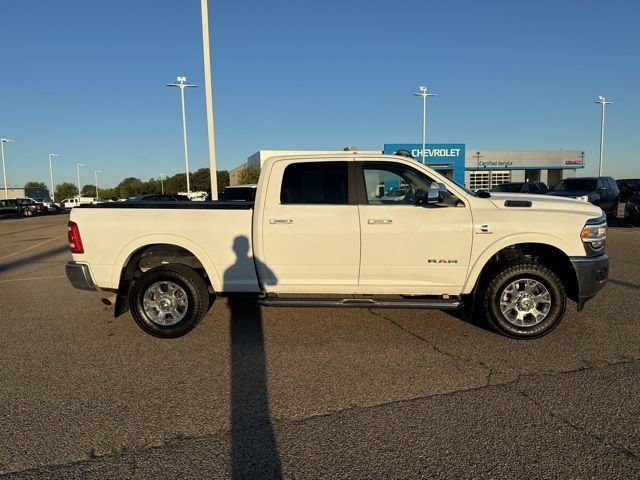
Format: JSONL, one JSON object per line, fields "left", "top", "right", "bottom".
{"left": 223, "top": 236, "right": 282, "bottom": 479}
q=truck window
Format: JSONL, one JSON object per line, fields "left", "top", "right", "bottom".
{"left": 362, "top": 162, "right": 436, "bottom": 205}
{"left": 280, "top": 162, "right": 348, "bottom": 205}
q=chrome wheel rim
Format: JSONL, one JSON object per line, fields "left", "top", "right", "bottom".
{"left": 499, "top": 278, "right": 552, "bottom": 327}
{"left": 143, "top": 281, "right": 188, "bottom": 326}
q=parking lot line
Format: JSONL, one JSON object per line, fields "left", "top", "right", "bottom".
{"left": 0, "top": 275, "right": 66, "bottom": 283}
{"left": 0, "top": 234, "right": 66, "bottom": 261}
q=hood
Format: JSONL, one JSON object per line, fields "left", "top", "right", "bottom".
{"left": 488, "top": 192, "right": 603, "bottom": 216}
{"left": 547, "top": 190, "right": 594, "bottom": 198}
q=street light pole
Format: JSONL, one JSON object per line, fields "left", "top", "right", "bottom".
{"left": 1, "top": 139, "right": 15, "bottom": 200}
{"left": 49, "top": 153, "right": 59, "bottom": 201}
{"left": 76, "top": 163, "right": 85, "bottom": 201}
{"left": 167, "top": 76, "right": 197, "bottom": 194}
{"left": 413, "top": 86, "right": 435, "bottom": 163}
{"left": 595, "top": 96, "right": 611, "bottom": 177}
{"left": 94, "top": 170, "right": 102, "bottom": 198}
{"left": 160, "top": 174, "right": 165, "bottom": 194}
{"left": 200, "top": 0, "right": 219, "bottom": 200}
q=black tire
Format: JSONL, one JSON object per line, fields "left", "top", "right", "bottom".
{"left": 483, "top": 262, "right": 566, "bottom": 339}
{"left": 129, "top": 264, "right": 210, "bottom": 338}
{"left": 22, "top": 207, "right": 33, "bottom": 217}
{"left": 607, "top": 202, "right": 618, "bottom": 220}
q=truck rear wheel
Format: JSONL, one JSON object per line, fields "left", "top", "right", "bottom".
{"left": 129, "top": 264, "right": 210, "bottom": 338}
{"left": 483, "top": 262, "right": 566, "bottom": 339}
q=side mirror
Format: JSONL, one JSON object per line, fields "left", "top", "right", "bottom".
{"left": 417, "top": 183, "right": 442, "bottom": 205}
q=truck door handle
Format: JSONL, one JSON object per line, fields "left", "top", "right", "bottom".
{"left": 270, "top": 218, "right": 293, "bottom": 224}
{"left": 368, "top": 219, "right": 393, "bottom": 224}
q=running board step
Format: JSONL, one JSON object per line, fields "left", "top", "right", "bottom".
{"left": 258, "top": 297, "right": 464, "bottom": 310}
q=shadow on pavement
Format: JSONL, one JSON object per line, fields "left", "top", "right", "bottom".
{"left": 608, "top": 278, "right": 640, "bottom": 290}
{"left": 224, "top": 236, "right": 282, "bottom": 479}
{"left": 227, "top": 295, "right": 282, "bottom": 479}
{"left": 0, "top": 244, "right": 69, "bottom": 273}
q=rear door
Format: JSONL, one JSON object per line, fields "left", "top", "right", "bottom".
{"left": 356, "top": 160, "right": 473, "bottom": 293}
{"left": 259, "top": 159, "right": 361, "bottom": 290}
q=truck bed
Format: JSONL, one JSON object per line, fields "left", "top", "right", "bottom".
{"left": 79, "top": 201, "right": 254, "bottom": 210}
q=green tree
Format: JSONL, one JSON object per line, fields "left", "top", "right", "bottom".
{"left": 81, "top": 184, "right": 97, "bottom": 197}
{"left": 25, "top": 181, "right": 47, "bottom": 189}
{"left": 99, "top": 187, "right": 118, "bottom": 200}
{"left": 239, "top": 165, "right": 260, "bottom": 185}
{"left": 191, "top": 168, "right": 211, "bottom": 192}
{"left": 217, "top": 170, "right": 230, "bottom": 192}
{"left": 55, "top": 182, "right": 78, "bottom": 200}
{"left": 117, "top": 177, "right": 144, "bottom": 198}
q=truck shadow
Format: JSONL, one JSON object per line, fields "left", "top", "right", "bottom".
{"left": 0, "top": 244, "right": 69, "bottom": 274}
{"left": 224, "top": 237, "right": 282, "bottom": 479}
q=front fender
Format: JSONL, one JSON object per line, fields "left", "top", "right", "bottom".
{"left": 461, "top": 233, "right": 578, "bottom": 294}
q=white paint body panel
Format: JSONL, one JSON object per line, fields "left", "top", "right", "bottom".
{"left": 71, "top": 154, "right": 604, "bottom": 297}
{"left": 71, "top": 208, "right": 259, "bottom": 292}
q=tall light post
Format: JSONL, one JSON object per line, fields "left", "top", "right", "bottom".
{"left": 160, "top": 174, "right": 165, "bottom": 194}
{"left": 1, "top": 138, "right": 15, "bottom": 200}
{"left": 76, "top": 163, "right": 85, "bottom": 200}
{"left": 48, "top": 153, "right": 59, "bottom": 201}
{"left": 201, "top": 0, "right": 219, "bottom": 199}
{"left": 167, "top": 76, "right": 197, "bottom": 194}
{"left": 413, "top": 85, "right": 435, "bottom": 163}
{"left": 595, "top": 95, "right": 611, "bottom": 177}
{"left": 94, "top": 170, "right": 102, "bottom": 198}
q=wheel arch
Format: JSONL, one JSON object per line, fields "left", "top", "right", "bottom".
{"left": 465, "top": 240, "right": 579, "bottom": 305}
{"left": 112, "top": 237, "right": 221, "bottom": 317}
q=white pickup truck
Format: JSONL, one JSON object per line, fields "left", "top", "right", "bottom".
{"left": 66, "top": 153, "right": 609, "bottom": 339}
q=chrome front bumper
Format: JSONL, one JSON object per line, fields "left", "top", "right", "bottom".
{"left": 65, "top": 262, "right": 97, "bottom": 291}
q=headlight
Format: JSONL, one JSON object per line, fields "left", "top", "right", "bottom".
{"left": 576, "top": 195, "right": 590, "bottom": 202}
{"left": 581, "top": 222, "right": 606, "bottom": 250}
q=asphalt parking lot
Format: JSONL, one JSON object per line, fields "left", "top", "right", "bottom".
{"left": 1, "top": 211, "right": 640, "bottom": 479}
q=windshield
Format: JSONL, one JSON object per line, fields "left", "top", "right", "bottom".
{"left": 492, "top": 183, "right": 523, "bottom": 192}
{"left": 554, "top": 179, "right": 597, "bottom": 191}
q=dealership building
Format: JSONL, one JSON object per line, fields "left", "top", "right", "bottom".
{"left": 242, "top": 145, "right": 585, "bottom": 189}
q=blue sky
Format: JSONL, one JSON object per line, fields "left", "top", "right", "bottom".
{"left": 1, "top": 0, "right": 638, "bottom": 189}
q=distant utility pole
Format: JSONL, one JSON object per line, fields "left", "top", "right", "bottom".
{"left": 94, "top": 170, "right": 102, "bottom": 198}
{"left": 167, "top": 76, "right": 197, "bottom": 194}
{"left": 1, "top": 138, "right": 15, "bottom": 200}
{"left": 201, "top": 0, "right": 219, "bottom": 200}
{"left": 595, "top": 96, "right": 611, "bottom": 177}
{"left": 160, "top": 174, "right": 165, "bottom": 194}
{"left": 49, "top": 153, "right": 60, "bottom": 201}
{"left": 413, "top": 85, "right": 435, "bottom": 163}
{"left": 76, "top": 163, "right": 85, "bottom": 200}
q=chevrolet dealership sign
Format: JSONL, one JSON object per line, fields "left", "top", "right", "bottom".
{"left": 383, "top": 143, "right": 466, "bottom": 184}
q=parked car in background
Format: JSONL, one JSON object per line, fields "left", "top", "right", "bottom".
{"left": 624, "top": 188, "right": 640, "bottom": 226}
{"left": 0, "top": 198, "right": 46, "bottom": 216}
{"left": 616, "top": 179, "right": 640, "bottom": 203}
{"left": 548, "top": 177, "right": 619, "bottom": 219}
{"left": 491, "top": 181, "right": 549, "bottom": 194}
{"left": 219, "top": 185, "right": 258, "bottom": 202}
{"left": 60, "top": 197, "right": 104, "bottom": 208}
{"left": 32, "top": 197, "right": 62, "bottom": 213}
{"left": 126, "top": 194, "right": 191, "bottom": 202}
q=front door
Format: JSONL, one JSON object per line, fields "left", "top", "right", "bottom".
{"left": 357, "top": 161, "right": 473, "bottom": 293}
{"left": 259, "top": 159, "right": 360, "bottom": 291}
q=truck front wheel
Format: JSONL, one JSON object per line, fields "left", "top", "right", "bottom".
{"left": 483, "top": 262, "right": 566, "bottom": 339}
{"left": 129, "top": 264, "right": 210, "bottom": 338}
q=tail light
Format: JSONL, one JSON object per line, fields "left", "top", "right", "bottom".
{"left": 67, "top": 221, "right": 84, "bottom": 254}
